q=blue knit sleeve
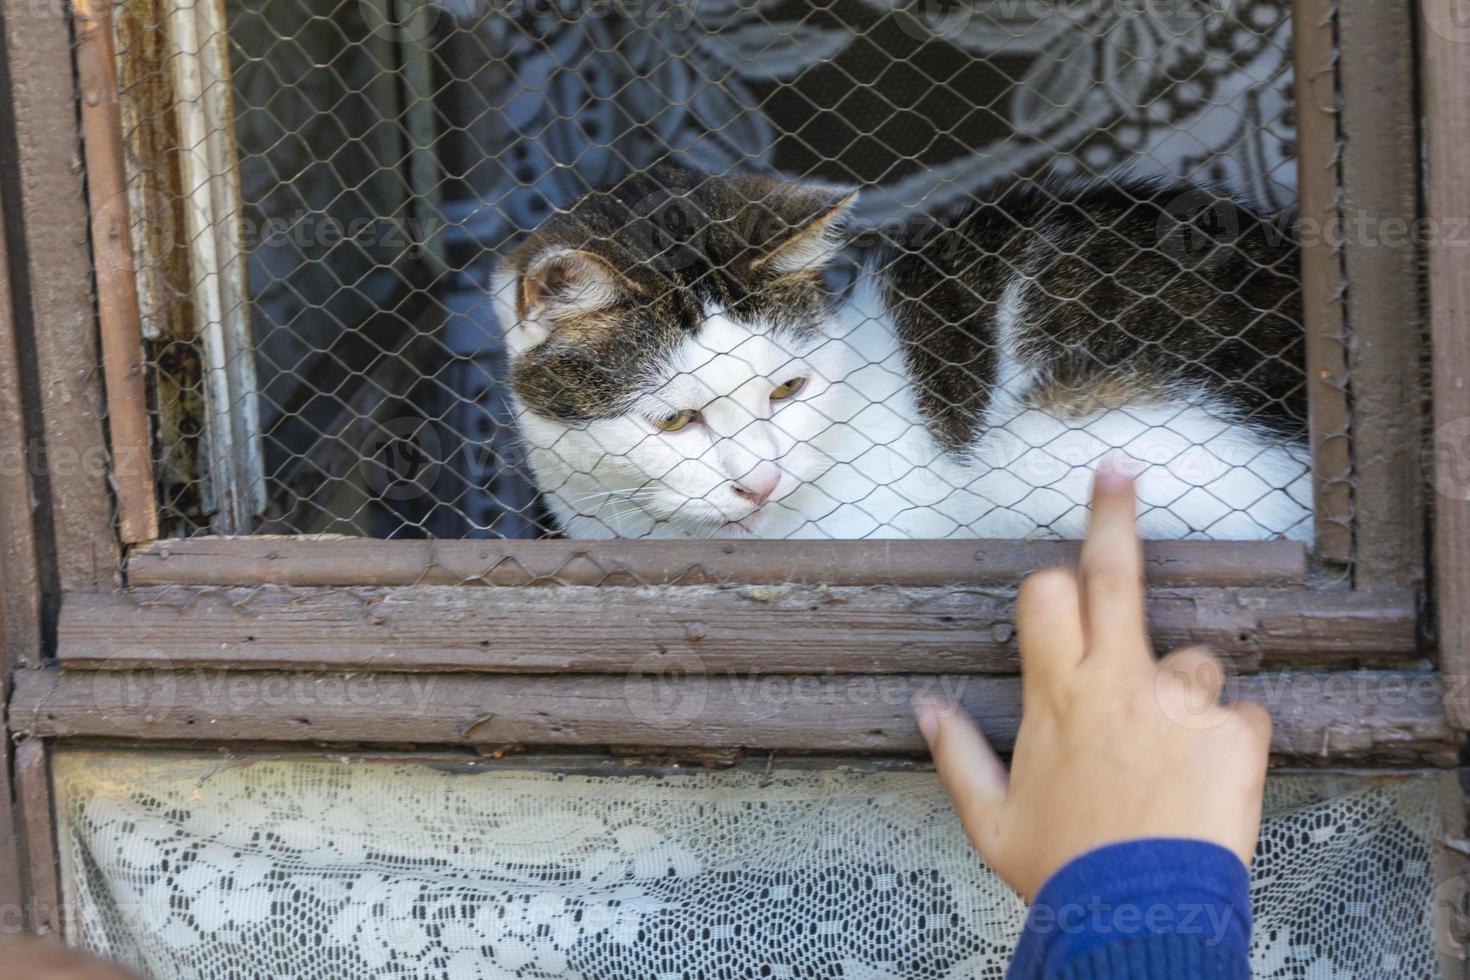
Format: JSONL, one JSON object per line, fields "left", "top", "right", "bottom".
{"left": 1006, "top": 839, "right": 1253, "bottom": 980}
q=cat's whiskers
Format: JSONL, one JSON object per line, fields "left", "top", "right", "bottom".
{"left": 565, "top": 485, "right": 668, "bottom": 520}
{"left": 565, "top": 486, "right": 660, "bottom": 506}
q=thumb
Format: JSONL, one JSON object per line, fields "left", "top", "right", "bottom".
{"left": 915, "top": 697, "right": 1009, "bottom": 856}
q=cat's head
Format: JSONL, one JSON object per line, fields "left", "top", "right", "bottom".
{"left": 491, "top": 166, "right": 860, "bottom": 535}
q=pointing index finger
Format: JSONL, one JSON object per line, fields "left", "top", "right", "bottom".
{"left": 1079, "top": 466, "right": 1149, "bottom": 663}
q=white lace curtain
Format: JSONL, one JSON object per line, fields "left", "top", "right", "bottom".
{"left": 428, "top": 0, "right": 1298, "bottom": 238}
{"left": 57, "top": 753, "right": 1442, "bottom": 979}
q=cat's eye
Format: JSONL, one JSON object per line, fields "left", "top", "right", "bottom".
{"left": 652, "top": 409, "right": 699, "bottom": 432}
{"left": 771, "top": 376, "right": 808, "bottom": 400}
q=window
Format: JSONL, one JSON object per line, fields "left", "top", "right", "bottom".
{"left": 121, "top": 0, "right": 1319, "bottom": 545}
{"left": 0, "top": 0, "right": 1461, "bottom": 971}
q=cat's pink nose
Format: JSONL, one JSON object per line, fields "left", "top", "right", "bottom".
{"left": 732, "top": 472, "right": 779, "bottom": 507}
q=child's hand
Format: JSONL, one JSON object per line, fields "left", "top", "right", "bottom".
{"left": 914, "top": 469, "right": 1272, "bottom": 902}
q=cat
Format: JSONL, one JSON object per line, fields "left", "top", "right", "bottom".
{"left": 489, "top": 165, "right": 1310, "bottom": 540}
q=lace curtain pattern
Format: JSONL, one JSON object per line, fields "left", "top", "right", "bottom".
{"left": 445, "top": 0, "right": 1297, "bottom": 238}
{"left": 57, "top": 755, "right": 1441, "bottom": 978}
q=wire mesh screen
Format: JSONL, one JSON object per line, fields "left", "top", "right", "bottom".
{"left": 116, "top": 0, "right": 1306, "bottom": 540}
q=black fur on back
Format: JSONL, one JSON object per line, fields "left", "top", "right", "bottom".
{"left": 873, "top": 177, "right": 1304, "bottom": 452}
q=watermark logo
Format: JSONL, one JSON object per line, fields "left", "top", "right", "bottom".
{"left": 1153, "top": 667, "right": 1446, "bottom": 734}
{"left": 623, "top": 651, "right": 709, "bottom": 726}
{"left": 899, "top": 0, "right": 972, "bottom": 41}
{"left": 621, "top": 186, "right": 792, "bottom": 275}
{"left": 91, "top": 645, "right": 178, "bottom": 721}
{"left": 357, "top": 0, "right": 439, "bottom": 43}
{"left": 1435, "top": 873, "right": 1470, "bottom": 958}
{"left": 1156, "top": 187, "right": 1240, "bottom": 269}
{"left": 894, "top": 0, "right": 1239, "bottom": 43}
{"left": 354, "top": 0, "right": 697, "bottom": 43}
{"left": 1422, "top": 0, "right": 1470, "bottom": 46}
{"left": 359, "top": 417, "right": 443, "bottom": 502}
{"left": 1153, "top": 651, "right": 1230, "bottom": 732}
{"left": 1425, "top": 417, "right": 1470, "bottom": 502}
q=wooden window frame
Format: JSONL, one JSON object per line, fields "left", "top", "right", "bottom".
{"left": 1, "top": 0, "right": 1466, "bottom": 964}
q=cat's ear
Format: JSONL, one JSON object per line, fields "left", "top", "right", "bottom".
{"left": 492, "top": 248, "right": 627, "bottom": 354}
{"left": 754, "top": 184, "right": 859, "bottom": 275}
{"left": 521, "top": 248, "right": 626, "bottom": 319}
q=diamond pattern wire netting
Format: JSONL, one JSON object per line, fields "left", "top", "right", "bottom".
{"left": 113, "top": 0, "right": 1306, "bottom": 542}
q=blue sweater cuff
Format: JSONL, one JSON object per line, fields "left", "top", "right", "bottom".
{"left": 1006, "top": 839, "right": 1252, "bottom": 980}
